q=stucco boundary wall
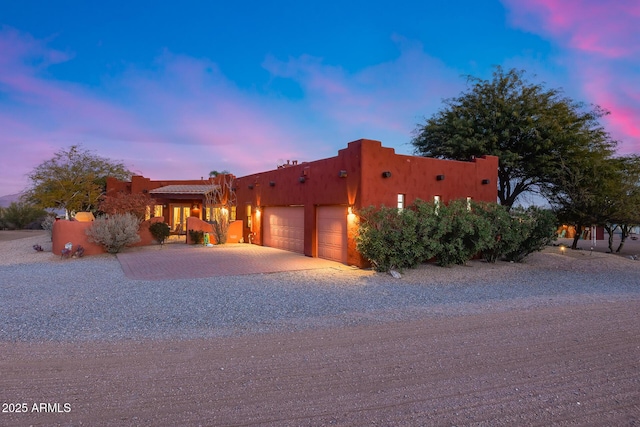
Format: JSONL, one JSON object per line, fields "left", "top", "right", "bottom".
{"left": 51, "top": 217, "right": 164, "bottom": 256}
{"left": 186, "top": 217, "right": 243, "bottom": 244}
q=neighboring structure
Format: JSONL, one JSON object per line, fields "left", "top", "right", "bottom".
{"left": 107, "top": 139, "right": 498, "bottom": 267}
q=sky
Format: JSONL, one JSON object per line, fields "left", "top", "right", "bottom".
{"left": 1, "top": 0, "right": 639, "bottom": 196}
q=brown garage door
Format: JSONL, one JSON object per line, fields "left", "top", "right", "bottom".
{"left": 317, "top": 206, "right": 347, "bottom": 263}
{"left": 263, "top": 206, "right": 304, "bottom": 254}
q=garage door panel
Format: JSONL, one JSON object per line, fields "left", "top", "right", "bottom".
{"left": 317, "top": 206, "right": 347, "bottom": 263}
{"left": 263, "top": 207, "right": 304, "bottom": 254}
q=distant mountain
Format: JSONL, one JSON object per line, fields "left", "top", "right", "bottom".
{"left": 0, "top": 193, "right": 24, "bottom": 208}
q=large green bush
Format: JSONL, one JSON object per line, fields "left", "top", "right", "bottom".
{"left": 356, "top": 205, "right": 423, "bottom": 272}
{"left": 432, "top": 200, "right": 494, "bottom": 267}
{"left": 86, "top": 213, "right": 141, "bottom": 254}
{"left": 504, "top": 207, "right": 557, "bottom": 262}
{"left": 356, "top": 199, "right": 555, "bottom": 271}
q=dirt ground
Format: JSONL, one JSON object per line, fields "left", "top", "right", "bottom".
{"left": 0, "top": 229, "right": 47, "bottom": 242}
{"left": 1, "top": 299, "right": 639, "bottom": 426}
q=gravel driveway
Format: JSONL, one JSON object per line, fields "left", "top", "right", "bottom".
{"left": 1, "top": 234, "right": 639, "bottom": 425}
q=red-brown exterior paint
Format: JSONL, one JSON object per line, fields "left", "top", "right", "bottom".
{"left": 234, "top": 139, "right": 498, "bottom": 267}
{"left": 185, "top": 217, "right": 244, "bottom": 244}
{"left": 52, "top": 217, "right": 163, "bottom": 256}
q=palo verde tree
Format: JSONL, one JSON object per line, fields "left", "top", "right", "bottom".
{"left": 411, "top": 66, "right": 617, "bottom": 208}
{"left": 25, "top": 145, "right": 132, "bottom": 217}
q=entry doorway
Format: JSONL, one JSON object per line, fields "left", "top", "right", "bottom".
{"left": 171, "top": 205, "right": 191, "bottom": 234}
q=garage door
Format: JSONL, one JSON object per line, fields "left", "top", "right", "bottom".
{"left": 263, "top": 206, "right": 304, "bottom": 254}
{"left": 317, "top": 206, "right": 347, "bottom": 263}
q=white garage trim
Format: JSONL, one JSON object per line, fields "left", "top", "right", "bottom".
{"left": 263, "top": 206, "right": 305, "bottom": 254}
{"left": 317, "top": 206, "right": 348, "bottom": 263}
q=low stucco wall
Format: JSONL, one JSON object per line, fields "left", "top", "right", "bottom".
{"left": 186, "top": 217, "right": 243, "bottom": 244}
{"left": 52, "top": 217, "right": 164, "bottom": 256}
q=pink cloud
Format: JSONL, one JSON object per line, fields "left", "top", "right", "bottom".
{"left": 503, "top": 0, "right": 640, "bottom": 58}
{"left": 502, "top": 0, "right": 640, "bottom": 154}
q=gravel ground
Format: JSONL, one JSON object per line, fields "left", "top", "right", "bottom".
{"left": 2, "top": 234, "right": 639, "bottom": 342}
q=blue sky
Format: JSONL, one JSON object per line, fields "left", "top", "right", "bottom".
{"left": 1, "top": 0, "right": 638, "bottom": 196}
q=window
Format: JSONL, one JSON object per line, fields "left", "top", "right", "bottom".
{"left": 434, "top": 195, "right": 441, "bottom": 215}
{"left": 230, "top": 206, "right": 237, "bottom": 221}
{"left": 466, "top": 197, "right": 472, "bottom": 211}
{"left": 397, "top": 194, "right": 405, "bottom": 211}
{"left": 246, "top": 205, "right": 252, "bottom": 229}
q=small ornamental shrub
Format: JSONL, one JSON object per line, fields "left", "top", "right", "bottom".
{"left": 86, "top": 213, "right": 141, "bottom": 254}
{"left": 504, "top": 207, "right": 557, "bottom": 262}
{"left": 188, "top": 229, "right": 204, "bottom": 244}
{"left": 149, "top": 221, "right": 171, "bottom": 245}
{"left": 211, "top": 209, "right": 230, "bottom": 244}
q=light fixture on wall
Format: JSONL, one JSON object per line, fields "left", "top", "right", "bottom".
{"left": 481, "top": 179, "right": 491, "bottom": 185}
{"left": 382, "top": 171, "right": 392, "bottom": 178}
{"left": 339, "top": 170, "right": 348, "bottom": 178}
{"left": 299, "top": 177, "right": 306, "bottom": 183}
{"left": 436, "top": 174, "right": 445, "bottom": 181}
{"left": 248, "top": 184, "right": 254, "bottom": 190}
{"left": 269, "top": 181, "right": 276, "bottom": 187}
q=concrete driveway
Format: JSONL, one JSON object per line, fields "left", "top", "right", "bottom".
{"left": 117, "top": 243, "right": 349, "bottom": 280}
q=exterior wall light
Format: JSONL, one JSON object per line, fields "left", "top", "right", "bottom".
{"left": 269, "top": 181, "right": 276, "bottom": 187}
{"left": 248, "top": 184, "right": 254, "bottom": 190}
{"left": 339, "top": 170, "right": 348, "bottom": 178}
{"left": 382, "top": 171, "right": 392, "bottom": 178}
{"left": 436, "top": 174, "right": 445, "bottom": 181}
{"left": 299, "top": 177, "right": 306, "bottom": 183}
{"left": 481, "top": 179, "right": 491, "bottom": 185}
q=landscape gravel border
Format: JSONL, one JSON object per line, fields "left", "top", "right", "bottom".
{"left": 1, "top": 234, "right": 639, "bottom": 343}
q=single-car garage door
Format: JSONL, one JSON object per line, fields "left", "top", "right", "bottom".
{"left": 317, "top": 206, "right": 347, "bottom": 263}
{"left": 263, "top": 206, "right": 304, "bottom": 254}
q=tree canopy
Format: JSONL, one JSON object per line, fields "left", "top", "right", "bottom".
{"left": 25, "top": 145, "right": 132, "bottom": 215}
{"left": 411, "top": 67, "right": 617, "bottom": 208}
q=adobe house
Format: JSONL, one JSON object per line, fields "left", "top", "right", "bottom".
{"left": 106, "top": 174, "right": 237, "bottom": 235}
{"left": 107, "top": 139, "right": 498, "bottom": 267}
{"left": 235, "top": 139, "right": 497, "bottom": 267}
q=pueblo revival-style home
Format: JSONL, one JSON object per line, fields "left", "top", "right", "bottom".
{"left": 106, "top": 139, "right": 498, "bottom": 267}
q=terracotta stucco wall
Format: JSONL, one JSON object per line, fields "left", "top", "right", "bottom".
{"left": 185, "top": 217, "right": 243, "bottom": 244}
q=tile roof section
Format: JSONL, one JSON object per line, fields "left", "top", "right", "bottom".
{"left": 149, "top": 185, "right": 219, "bottom": 195}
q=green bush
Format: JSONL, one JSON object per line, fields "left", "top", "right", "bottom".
{"left": 432, "top": 200, "right": 494, "bottom": 267}
{"left": 149, "top": 221, "right": 171, "bottom": 245}
{"left": 86, "top": 213, "right": 141, "bottom": 254}
{"left": 504, "top": 207, "right": 557, "bottom": 262}
{"left": 474, "top": 202, "right": 526, "bottom": 263}
{"left": 188, "top": 229, "right": 204, "bottom": 244}
{"left": 356, "top": 205, "right": 423, "bottom": 272}
{"left": 1, "top": 202, "right": 47, "bottom": 230}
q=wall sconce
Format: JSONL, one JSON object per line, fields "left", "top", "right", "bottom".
{"left": 299, "top": 177, "right": 306, "bottom": 183}
{"left": 339, "top": 170, "right": 348, "bottom": 178}
{"left": 348, "top": 206, "right": 353, "bottom": 215}
{"left": 269, "top": 181, "right": 276, "bottom": 187}
{"left": 142, "top": 189, "right": 148, "bottom": 193}
{"left": 248, "top": 184, "right": 254, "bottom": 190}
{"left": 481, "top": 179, "right": 491, "bottom": 185}
{"left": 436, "top": 174, "right": 445, "bottom": 181}
{"left": 382, "top": 171, "right": 392, "bottom": 178}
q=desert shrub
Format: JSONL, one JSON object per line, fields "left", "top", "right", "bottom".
{"left": 0, "top": 207, "right": 6, "bottom": 229}
{"left": 504, "top": 207, "right": 557, "bottom": 262}
{"left": 188, "top": 229, "right": 204, "bottom": 244}
{"left": 432, "top": 200, "right": 494, "bottom": 267}
{"left": 211, "top": 208, "right": 230, "bottom": 244}
{"left": 413, "top": 199, "right": 444, "bottom": 262}
{"left": 356, "top": 205, "right": 423, "bottom": 272}
{"left": 2, "top": 202, "right": 47, "bottom": 230}
{"left": 86, "top": 213, "right": 141, "bottom": 253}
{"left": 41, "top": 214, "right": 56, "bottom": 236}
{"left": 474, "top": 202, "right": 526, "bottom": 263}
{"left": 149, "top": 221, "right": 171, "bottom": 245}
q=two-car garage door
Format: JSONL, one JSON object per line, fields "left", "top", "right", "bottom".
{"left": 263, "top": 205, "right": 347, "bottom": 263}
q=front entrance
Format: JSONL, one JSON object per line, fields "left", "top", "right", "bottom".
{"left": 171, "top": 205, "right": 191, "bottom": 234}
